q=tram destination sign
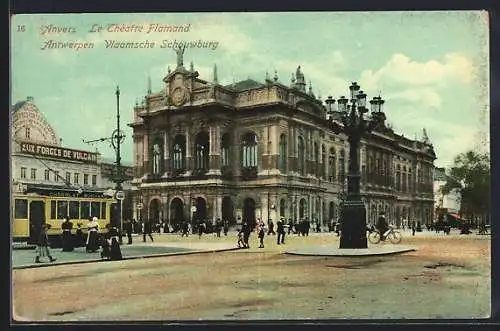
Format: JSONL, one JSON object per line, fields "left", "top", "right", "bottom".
{"left": 20, "top": 142, "right": 98, "bottom": 164}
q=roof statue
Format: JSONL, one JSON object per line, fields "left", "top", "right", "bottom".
{"left": 174, "top": 45, "right": 186, "bottom": 68}
{"left": 147, "top": 75, "right": 152, "bottom": 94}
{"left": 190, "top": 61, "right": 194, "bottom": 72}
{"left": 294, "top": 65, "right": 306, "bottom": 92}
{"left": 422, "top": 128, "right": 430, "bottom": 144}
{"left": 213, "top": 64, "right": 219, "bottom": 84}
{"left": 274, "top": 70, "right": 279, "bottom": 82}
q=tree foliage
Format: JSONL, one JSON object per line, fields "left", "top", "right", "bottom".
{"left": 441, "top": 150, "right": 490, "bottom": 219}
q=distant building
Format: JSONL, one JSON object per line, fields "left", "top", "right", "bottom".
{"left": 433, "top": 166, "right": 461, "bottom": 217}
{"left": 11, "top": 97, "right": 134, "bottom": 221}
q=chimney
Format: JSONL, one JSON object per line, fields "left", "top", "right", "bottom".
{"left": 27, "top": 96, "right": 34, "bottom": 103}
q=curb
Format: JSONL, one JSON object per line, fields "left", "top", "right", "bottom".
{"left": 13, "top": 247, "right": 241, "bottom": 270}
{"left": 284, "top": 247, "right": 417, "bottom": 257}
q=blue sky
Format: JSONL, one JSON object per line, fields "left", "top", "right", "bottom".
{"left": 11, "top": 11, "right": 489, "bottom": 168}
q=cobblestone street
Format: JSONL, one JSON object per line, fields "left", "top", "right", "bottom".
{"left": 11, "top": 232, "right": 490, "bottom": 321}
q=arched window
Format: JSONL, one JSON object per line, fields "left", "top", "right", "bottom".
{"left": 152, "top": 141, "right": 162, "bottom": 175}
{"left": 241, "top": 132, "right": 258, "bottom": 168}
{"left": 321, "top": 145, "right": 326, "bottom": 179}
{"left": 279, "top": 134, "right": 287, "bottom": 172}
{"left": 297, "top": 136, "right": 305, "bottom": 175}
{"left": 368, "top": 155, "right": 374, "bottom": 182}
{"left": 339, "top": 149, "right": 346, "bottom": 184}
{"left": 329, "top": 147, "right": 336, "bottom": 182}
{"left": 172, "top": 135, "right": 186, "bottom": 171}
{"left": 299, "top": 198, "right": 307, "bottom": 219}
{"left": 194, "top": 131, "right": 209, "bottom": 172}
{"left": 221, "top": 133, "right": 230, "bottom": 167}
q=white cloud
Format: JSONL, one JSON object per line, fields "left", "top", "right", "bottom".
{"left": 360, "top": 52, "right": 475, "bottom": 91}
{"left": 389, "top": 88, "right": 442, "bottom": 110}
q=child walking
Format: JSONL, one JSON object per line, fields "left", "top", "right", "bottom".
{"left": 35, "top": 224, "right": 56, "bottom": 263}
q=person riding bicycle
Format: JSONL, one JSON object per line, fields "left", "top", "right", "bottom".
{"left": 376, "top": 212, "right": 389, "bottom": 241}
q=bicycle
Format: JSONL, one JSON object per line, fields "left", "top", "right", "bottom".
{"left": 368, "top": 226, "right": 402, "bottom": 244}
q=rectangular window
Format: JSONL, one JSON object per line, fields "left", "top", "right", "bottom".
{"left": 81, "top": 201, "right": 90, "bottom": 219}
{"left": 44, "top": 170, "right": 50, "bottom": 181}
{"left": 92, "top": 175, "right": 97, "bottom": 186}
{"left": 69, "top": 201, "right": 80, "bottom": 219}
{"left": 14, "top": 199, "right": 28, "bottom": 219}
{"left": 101, "top": 202, "right": 106, "bottom": 219}
{"left": 54, "top": 171, "right": 59, "bottom": 182}
{"left": 20, "top": 167, "right": 27, "bottom": 179}
{"left": 66, "top": 172, "right": 71, "bottom": 184}
{"left": 74, "top": 173, "right": 79, "bottom": 185}
{"left": 31, "top": 168, "right": 36, "bottom": 180}
{"left": 83, "top": 174, "right": 89, "bottom": 185}
{"left": 90, "top": 202, "right": 101, "bottom": 219}
{"left": 57, "top": 200, "right": 68, "bottom": 219}
{"left": 50, "top": 200, "right": 57, "bottom": 219}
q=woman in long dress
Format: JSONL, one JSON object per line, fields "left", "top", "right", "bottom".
{"left": 108, "top": 225, "right": 123, "bottom": 260}
{"left": 61, "top": 217, "right": 74, "bottom": 252}
{"left": 86, "top": 217, "right": 100, "bottom": 253}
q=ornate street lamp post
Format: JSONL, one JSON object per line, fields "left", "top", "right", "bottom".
{"left": 325, "top": 82, "right": 386, "bottom": 249}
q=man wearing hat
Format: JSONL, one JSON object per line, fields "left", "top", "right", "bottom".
{"left": 35, "top": 224, "right": 56, "bottom": 263}
{"left": 376, "top": 212, "right": 389, "bottom": 241}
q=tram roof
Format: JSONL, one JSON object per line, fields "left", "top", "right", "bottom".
{"left": 21, "top": 183, "right": 114, "bottom": 198}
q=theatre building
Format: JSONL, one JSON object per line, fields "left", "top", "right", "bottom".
{"left": 129, "top": 55, "right": 436, "bottom": 228}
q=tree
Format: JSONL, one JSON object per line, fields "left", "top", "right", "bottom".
{"left": 441, "top": 150, "right": 490, "bottom": 224}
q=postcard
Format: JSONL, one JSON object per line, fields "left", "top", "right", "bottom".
{"left": 10, "top": 11, "right": 490, "bottom": 322}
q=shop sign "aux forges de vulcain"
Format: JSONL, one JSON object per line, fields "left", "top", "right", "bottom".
{"left": 20, "top": 142, "right": 98, "bottom": 164}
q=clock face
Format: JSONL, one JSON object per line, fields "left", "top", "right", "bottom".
{"left": 172, "top": 87, "right": 186, "bottom": 106}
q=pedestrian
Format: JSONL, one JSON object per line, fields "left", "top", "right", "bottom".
{"left": 143, "top": 220, "right": 154, "bottom": 242}
{"left": 223, "top": 220, "right": 229, "bottom": 236}
{"left": 376, "top": 212, "right": 389, "bottom": 241}
{"left": 215, "top": 218, "right": 222, "bottom": 238}
{"left": 242, "top": 220, "right": 251, "bottom": 248}
{"left": 198, "top": 220, "right": 206, "bottom": 239}
{"left": 258, "top": 222, "right": 265, "bottom": 248}
{"left": 411, "top": 221, "right": 416, "bottom": 236}
{"left": 237, "top": 228, "right": 245, "bottom": 248}
{"left": 86, "top": 217, "right": 100, "bottom": 253}
{"left": 61, "top": 216, "right": 74, "bottom": 252}
{"left": 181, "top": 222, "right": 190, "bottom": 237}
{"left": 276, "top": 219, "right": 285, "bottom": 245}
{"left": 108, "top": 225, "right": 123, "bottom": 260}
{"left": 75, "top": 223, "right": 84, "bottom": 247}
{"left": 267, "top": 219, "right": 276, "bottom": 235}
{"left": 35, "top": 224, "right": 56, "bottom": 263}
{"left": 125, "top": 220, "right": 133, "bottom": 245}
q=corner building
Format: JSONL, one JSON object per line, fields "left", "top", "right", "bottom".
{"left": 129, "top": 60, "right": 436, "bottom": 228}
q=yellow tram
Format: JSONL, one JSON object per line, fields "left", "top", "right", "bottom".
{"left": 12, "top": 185, "right": 116, "bottom": 246}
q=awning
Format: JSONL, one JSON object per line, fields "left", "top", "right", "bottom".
{"left": 447, "top": 213, "right": 464, "bottom": 221}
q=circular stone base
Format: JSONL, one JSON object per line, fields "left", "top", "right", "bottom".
{"left": 285, "top": 244, "right": 416, "bottom": 257}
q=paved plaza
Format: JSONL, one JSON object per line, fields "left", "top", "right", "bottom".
{"left": 11, "top": 231, "right": 490, "bottom": 321}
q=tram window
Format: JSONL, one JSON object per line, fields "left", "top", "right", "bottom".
{"left": 91, "top": 202, "right": 101, "bottom": 219}
{"left": 14, "top": 199, "right": 28, "bottom": 219}
{"left": 101, "top": 202, "right": 106, "bottom": 219}
{"left": 57, "top": 200, "right": 68, "bottom": 219}
{"left": 51, "top": 201, "right": 57, "bottom": 219}
{"left": 81, "top": 201, "right": 90, "bottom": 219}
{"left": 69, "top": 201, "right": 80, "bottom": 219}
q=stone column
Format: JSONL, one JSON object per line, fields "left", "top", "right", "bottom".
{"left": 143, "top": 134, "right": 150, "bottom": 176}
{"left": 208, "top": 125, "right": 221, "bottom": 175}
{"left": 185, "top": 127, "right": 192, "bottom": 175}
{"left": 234, "top": 130, "right": 241, "bottom": 177}
{"left": 163, "top": 131, "right": 170, "bottom": 175}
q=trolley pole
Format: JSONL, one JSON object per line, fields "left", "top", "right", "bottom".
{"left": 113, "top": 86, "right": 125, "bottom": 244}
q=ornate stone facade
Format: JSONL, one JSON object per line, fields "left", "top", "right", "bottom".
{"left": 129, "top": 60, "right": 436, "bottom": 228}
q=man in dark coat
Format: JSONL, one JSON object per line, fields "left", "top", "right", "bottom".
{"left": 276, "top": 219, "right": 285, "bottom": 245}
{"left": 223, "top": 220, "right": 229, "bottom": 236}
{"left": 61, "top": 217, "right": 74, "bottom": 252}
{"left": 143, "top": 220, "right": 154, "bottom": 242}
{"left": 125, "top": 220, "right": 133, "bottom": 245}
{"left": 267, "top": 220, "right": 276, "bottom": 235}
{"left": 35, "top": 224, "right": 56, "bottom": 263}
{"left": 376, "top": 212, "right": 389, "bottom": 241}
{"left": 242, "top": 221, "right": 251, "bottom": 248}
